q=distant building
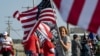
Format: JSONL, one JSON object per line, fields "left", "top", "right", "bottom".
{"left": 69, "top": 27, "right": 89, "bottom": 39}
{"left": 70, "top": 27, "right": 86, "bottom": 33}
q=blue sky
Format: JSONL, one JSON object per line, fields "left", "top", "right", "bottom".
{"left": 0, "top": 0, "right": 67, "bottom": 39}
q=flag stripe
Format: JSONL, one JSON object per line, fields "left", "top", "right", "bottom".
{"left": 19, "top": 12, "right": 37, "bottom": 18}
{"left": 67, "top": 0, "right": 85, "bottom": 25}
{"left": 88, "top": 0, "right": 100, "bottom": 33}
{"left": 38, "top": 23, "right": 50, "bottom": 36}
{"left": 54, "top": 0, "right": 100, "bottom": 34}
{"left": 18, "top": 14, "right": 37, "bottom": 21}
{"left": 24, "top": 31, "right": 29, "bottom": 35}
{"left": 38, "top": 17, "right": 56, "bottom": 24}
{"left": 60, "top": 0, "right": 74, "bottom": 21}
{"left": 22, "top": 24, "right": 35, "bottom": 28}
{"left": 97, "top": 27, "right": 100, "bottom": 35}
{"left": 78, "top": 0, "right": 98, "bottom": 30}
{"left": 13, "top": 11, "right": 19, "bottom": 18}
{"left": 37, "top": 23, "right": 51, "bottom": 42}
{"left": 39, "top": 14, "right": 55, "bottom": 18}
{"left": 23, "top": 27, "right": 32, "bottom": 32}
{"left": 13, "top": 5, "right": 56, "bottom": 42}
{"left": 53, "top": 0, "right": 61, "bottom": 9}
{"left": 41, "top": 8, "right": 54, "bottom": 12}
{"left": 21, "top": 17, "right": 36, "bottom": 23}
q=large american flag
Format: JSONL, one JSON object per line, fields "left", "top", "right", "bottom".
{"left": 54, "top": 0, "right": 100, "bottom": 35}
{"left": 13, "top": 0, "right": 56, "bottom": 43}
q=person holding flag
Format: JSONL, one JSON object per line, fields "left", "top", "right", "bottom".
{"left": 13, "top": 0, "right": 57, "bottom": 56}
{"left": 59, "top": 26, "right": 72, "bottom": 56}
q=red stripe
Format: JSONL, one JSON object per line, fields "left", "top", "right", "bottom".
{"left": 13, "top": 11, "right": 19, "bottom": 18}
{"left": 17, "top": 13, "right": 37, "bottom": 21}
{"left": 23, "top": 32, "right": 29, "bottom": 40}
{"left": 17, "top": 15, "right": 20, "bottom": 21}
{"left": 13, "top": 1, "right": 57, "bottom": 42}
{"left": 22, "top": 24, "right": 35, "bottom": 28}
{"left": 23, "top": 35, "right": 28, "bottom": 40}
{"left": 19, "top": 12, "right": 37, "bottom": 18}
{"left": 67, "top": 0, "right": 85, "bottom": 25}
{"left": 21, "top": 12, "right": 37, "bottom": 17}
{"left": 39, "top": 18, "right": 56, "bottom": 24}
{"left": 21, "top": 17, "right": 36, "bottom": 23}
{"left": 24, "top": 31, "right": 30, "bottom": 35}
{"left": 39, "top": 14, "right": 55, "bottom": 19}
{"left": 88, "top": 1, "right": 100, "bottom": 33}
{"left": 24, "top": 11, "right": 56, "bottom": 41}
{"left": 53, "top": 0, "right": 61, "bottom": 9}
{"left": 42, "top": 23, "right": 51, "bottom": 39}
{"left": 29, "top": 18, "right": 54, "bottom": 39}
{"left": 30, "top": 21, "right": 41, "bottom": 38}
{"left": 41, "top": 10, "right": 54, "bottom": 13}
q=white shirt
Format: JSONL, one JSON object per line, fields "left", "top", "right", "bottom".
{"left": 0, "top": 37, "right": 12, "bottom": 48}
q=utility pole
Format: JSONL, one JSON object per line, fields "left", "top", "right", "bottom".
{"left": 5, "top": 16, "right": 12, "bottom": 36}
{"left": 33, "top": 0, "right": 34, "bottom": 7}
{"left": 22, "top": 0, "right": 34, "bottom": 10}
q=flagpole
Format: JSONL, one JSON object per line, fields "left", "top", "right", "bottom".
{"left": 67, "top": 23, "right": 70, "bottom": 36}
{"left": 50, "top": 1, "right": 68, "bottom": 54}
{"left": 50, "top": 0, "right": 62, "bottom": 40}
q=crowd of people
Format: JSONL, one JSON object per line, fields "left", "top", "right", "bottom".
{"left": 0, "top": 26, "right": 100, "bottom": 56}
{"left": 79, "top": 34, "right": 100, "bottom": 56}
{"left": 54, "top": 26, "right": 100, "bottom": 56}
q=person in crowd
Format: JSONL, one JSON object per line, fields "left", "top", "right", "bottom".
{"left": 59, "top": 26, "right": 72, "bottom": 56}
{"left": 42, "top": 39, "right": 55, "bottom": 56}
{"left": 0, "top": 33, "right": 3, "bottom": 53}
{"left": 84, "top": 40, "right": 93, "bottom": 56}
{"left": 0, "top": 33, "right": 3, "bottom": 38}
{"left": 41, "top": 29, "right": 55, "bottom": 56}
{"left": 95, "top": 36, "right": 100, "bottom": 56}
{"left": 72, "top": 34, "right": 82, "bottom": 56}
{"left": 90, "top": 39, "right": 96, "bottom": 56}
{"left": 0, "top": 32, "right": 14, "bottom": 56}
{"left": 81, "top": 34, "right": 88, "bottom": 56}
{"left": 23, "top": 33, "right": 40, "bottom": 56}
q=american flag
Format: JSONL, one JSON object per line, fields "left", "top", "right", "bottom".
{"left": 54, "top": 0, "right": 100, "bottom": 35}
{"left": 13, "top": 0, "right": 56, "bottom": 43}
{"left": 36, "top": 22, "right": 53, "bottom": 43}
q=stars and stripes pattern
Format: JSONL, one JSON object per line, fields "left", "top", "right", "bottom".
{"left": 13, "top": 4, "right": 56, "bottom": 43}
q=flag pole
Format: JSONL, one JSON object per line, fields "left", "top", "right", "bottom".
{"left": 50, "top": 0, "right": 70, "bottom": 37}
{"left": 67, "top": 23, "right": 70, "bottom": 36}
{"left": 50, "top": 0, "right": 62, "bottom": 40}
{"left": 50, "top": 1, "right": 67, "bottom": 54}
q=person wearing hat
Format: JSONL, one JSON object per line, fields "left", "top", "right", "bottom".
{"left": 0, "top": 32, "right": 14, "bottom": 56}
